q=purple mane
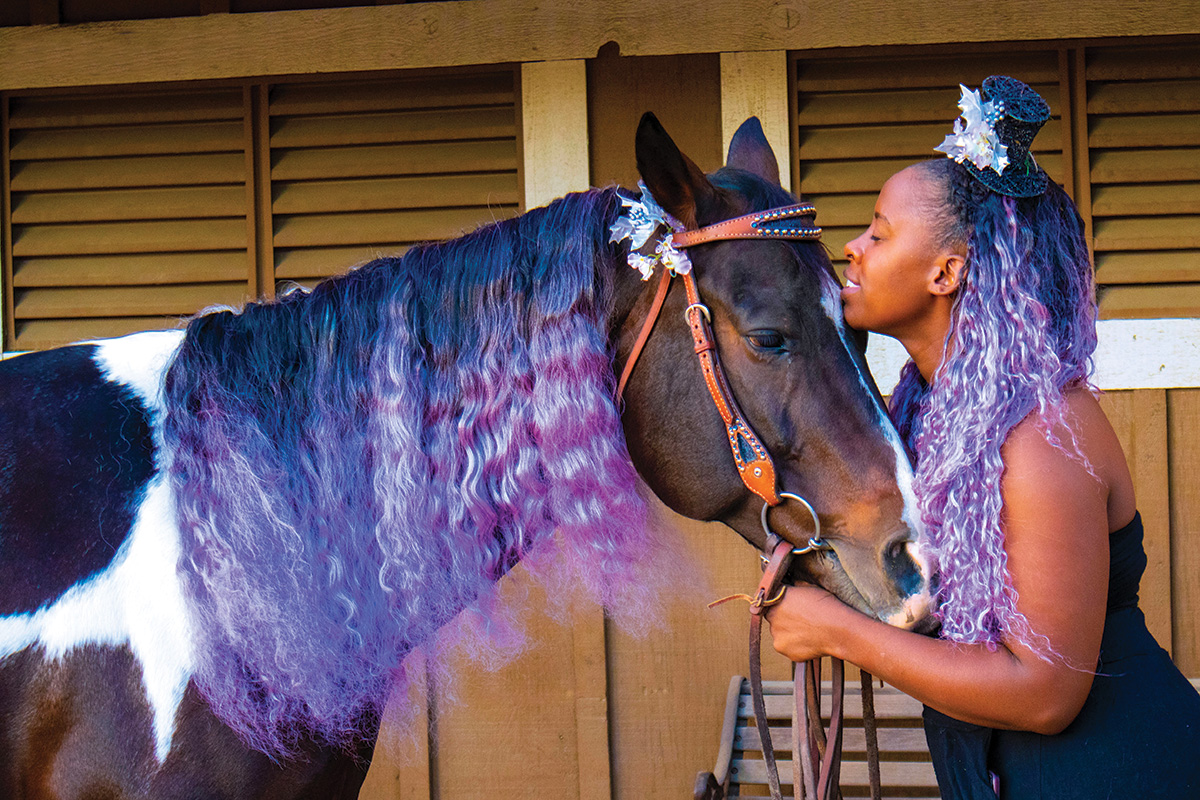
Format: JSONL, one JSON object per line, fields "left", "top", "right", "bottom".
{"left": 889, "top": 159, "right": 1096, "bottom": 651}
{"left": 161, "top": 188, "right": 658, "bottom": 756}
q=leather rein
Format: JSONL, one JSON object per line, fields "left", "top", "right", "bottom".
{"left": 615, "top": 199, "right": 882, "bottom": 800}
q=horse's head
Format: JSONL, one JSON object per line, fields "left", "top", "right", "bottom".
{"left": 612, "top": 113, "right": 931, "bottom": 631}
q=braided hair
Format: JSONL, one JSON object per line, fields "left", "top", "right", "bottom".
{"left": 888, "top": 158, "right": 1097, "bottom": 649}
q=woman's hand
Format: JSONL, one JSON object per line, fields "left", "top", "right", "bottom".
{"left": 763, "top": 582, "right": 856, "bottom": 663}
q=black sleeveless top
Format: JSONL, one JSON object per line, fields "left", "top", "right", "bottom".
{"left": 922, "top": 513, "right": 1200, "bottom": 798}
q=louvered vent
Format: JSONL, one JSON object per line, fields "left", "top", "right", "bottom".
{"left": 793, "top": 52, "right": 1065, "bottom": 276}
{"left": 7, "top": 89, "right": 250, "bottom": 350}
{"left": 268, "top": 71, "right": 521, "bottom": 288}
{"left": 1087, "top": 45, "right": 1200, "bottom": 318}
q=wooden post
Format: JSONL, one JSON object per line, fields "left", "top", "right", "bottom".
{"left": 520, "top": 60, "right": 590, "bottom": 209}
{"left": 720, "top": 51, "right": 792, "bottom": 192}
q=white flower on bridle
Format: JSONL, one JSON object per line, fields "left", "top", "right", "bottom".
{"left": 934, "top": 84, "right": 1009, "bottom": 175}
{"left": 608, "top": 181, "right": 693, "bottom": 280}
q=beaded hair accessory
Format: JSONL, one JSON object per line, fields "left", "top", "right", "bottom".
{"left": 934, "top": 75, "right": 1052, "bottom": 198}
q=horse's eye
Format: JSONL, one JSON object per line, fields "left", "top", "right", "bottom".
{"left": 747, "top": 331, "right": 786, "bottom": 351}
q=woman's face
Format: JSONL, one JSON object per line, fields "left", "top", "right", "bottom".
{"left": 842, "top": 167, "right": 955, "bottom": 341}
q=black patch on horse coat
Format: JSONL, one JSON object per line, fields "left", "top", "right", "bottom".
{"left": 0, "top": 345, "right": 156, "bottom": 615}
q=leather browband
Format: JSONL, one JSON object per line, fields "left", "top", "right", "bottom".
{"left": 670, "top": 202, "right": 820, "bottom": 248}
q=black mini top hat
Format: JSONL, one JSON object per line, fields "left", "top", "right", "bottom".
{"left": 935, "top": 75, "right": 1051, "bottom": 198}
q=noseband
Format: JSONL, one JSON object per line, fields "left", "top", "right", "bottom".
{"left": 612, "top": 190, "right": 883, "bottom": 800}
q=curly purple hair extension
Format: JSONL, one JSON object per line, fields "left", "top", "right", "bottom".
{"left": 888, "top": 158, "right": 1097, "bottom": 649}
{"left": 161, "top": 188, "right": 658, "bottom": 756}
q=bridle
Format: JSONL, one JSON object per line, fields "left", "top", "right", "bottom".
{"left": 614, "top": 195, "right": 883, "bottom": 800}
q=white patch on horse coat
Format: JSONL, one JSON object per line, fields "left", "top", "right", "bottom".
{"left": 816, "top": 271, "right": 930, "bottom": 592}
{"left": 0, "top": 330, "right": 193, "bottom": 764}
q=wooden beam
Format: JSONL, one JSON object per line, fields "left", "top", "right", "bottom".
{"left": 520, "top": 60, "right": 589, "bottom": 209}
{"left": 2, "top": 94, "right": 13, "bottom": 350}
{"left": 2, "top": 0, "right": 1198, "bottom": 92}
{"left": 720, "top": 51, "right": 791, "bottom": 192}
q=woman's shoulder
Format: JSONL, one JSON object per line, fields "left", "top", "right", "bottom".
{"left": 1002, "top": 386, "right": 1135, "bottom": 530}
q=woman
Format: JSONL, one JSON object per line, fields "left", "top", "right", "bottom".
{"left": 765, "top": 76, "right": 1200, "bottom": 797}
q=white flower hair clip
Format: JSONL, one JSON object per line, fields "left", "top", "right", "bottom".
{"left": 608, "top": 181, "right": 693, "bottom": 280}
{"left": 934, "top": 84, "right": 1009, "bottom": 175}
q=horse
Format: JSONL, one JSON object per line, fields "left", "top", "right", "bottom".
{"left": 0, "top": 113, "right": 930, "bottom": 799}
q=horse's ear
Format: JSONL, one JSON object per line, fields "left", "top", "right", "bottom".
{"left": 726, "top": 117, "right": 781, "bottom": 187}
{"left": 635, "top": 112, "right": 716, "bottom": 229}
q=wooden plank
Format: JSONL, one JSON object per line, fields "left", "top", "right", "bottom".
{"left": 9, "top": 121, "right": 243, "bottom": 160}
{"left": 250, "top": 83, "right": 273, "bottom": 299}
{"left": 269, "top": 72, "right": 515, "bottom": 116}
{"left": 1092, "top": 215, "right": 1200, "bottom": 251}
{"left": 586, "top": 51, "right": 722, "bottom": 190}
{"left": 274, "top": 245, "right": 411, "bottom": 280}
{"left": 12, "top": 186, "right": 246, "bottom": 224}
{"left": 799, "top": 154, "right": 1066, "bottom": 195}
{"left": 1087, "top": 45, "right": 1200, "bottom": 81}
{"left": 269, "top": 106, "right": 517, "bottom": 149}
{"left": 13, "top": 219, "right": 247, "bottom": 256}
{"left": 272, "top": 207, "right": 518, "bottom": 249}
{"left": 359, "top": 649, "right": 432, "bottom": 800}
{"left": 735, "top": 724, "right": 931, "bottom": 753}
{"left": 800, "top": 193, "right": 877, "bottom": 228}
{"left": 11, "top": 315, "right": 185, "bottom": 350}
{"left": 271, "top": 140, "right": 519, "bottom": 181}
{"left": 3, "top": 1, "right": 1191, "bottom": 92}
{"left": 730, "top": 757, "right": 938, "bottom": 788}
{"left": 9, "top": 90, "right": 243, "bottom": 128}
{"left": 738, "top": 689, "right": 926, "bottom": 721}
{"left": 13, "top": 252, "right": 248, "bottom": 287}
{"left": 607, "top": 502, "right": 794, "bottom": 800}
{"left": 1071, "top": 48, "right": 1093, "bottom": 245}
{"left": 425, "top": 568, "right": 582, "bottom": 800}
{"left": 3, "top": 94, "right": 14, "bottom": 349}
{"left": 1168, "top": 389, "right": 1200, "bottom": 676}
{"left": 519, "top": 59, "right": 589, "bottom": 209}
{"left": 14, "top": 282, "right": 247, "bottom": 317}
{"left": 794, "top": 50, "right": 1059, "bottom": 93}
{"left": 1089, "top": 113, "right": 1200, "bottom": 149}
{"left": 796, "top": 85, "right": 1061, "bottom": 126}
{"left": 799, "top": 120, "right": 1062, "bottom": 161}
{"left": 1098, "top": 283, "right": 1200, "bottom": 319}
{"left": 1090, "top": 148, "right": 1200, "bottom": 184}
{"left": 720, "top": 50, "right": 792, "bottom": 192}
{"left": 1098, "top": 390, "right": 1173, "bottom": 653}
{"left": 272, "top": 173, "right": 519, "bottom": 215}
{"left": 1095, "top": 250, "right": 1200, "bottom": 285}
{"left": 572, "top": 610, "right": 612, "bottom": 800}
{"left": 10, "top": 153, "right": 246, "bottom": 192}
{"left": 1088, "top": 81, "right": 1200, "bottom": 115}
{"left": 1091, "top": 183, "right": 1200, "bottom": 218}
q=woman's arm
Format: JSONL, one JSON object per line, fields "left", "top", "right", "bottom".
{"left": 766, "top": 401, "right": 1115, "bottom": 735}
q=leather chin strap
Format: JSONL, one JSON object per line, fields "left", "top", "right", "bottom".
{"left": 614, "top": 200, "right": 882, "bottom": 800}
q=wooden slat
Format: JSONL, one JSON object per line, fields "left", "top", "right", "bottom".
{"left": 801, "top": 193, "right": 876, "bottom": 228}
{"left": 9, "top": 121, "right": 243, "bottom": 160}
{"left": 272, "top": 208, "right": 516, "bottom": 249}
{"left": 269, "top": 73, "right": 515, "bottom": 116}
{"left": 738, "top": 689, "right": 925, "bottom": 721}
{"left": 12, "top": 186, "right": 245, "bottom": 224}
{"left": 11, "top": 316, "right": 184, "bottom": 350}
{"left": 794, "top": 52, "right": 1059, "bottom": 93}
{"left": 1168, "top": 390, "right": 1200, "bottom": 676}
{"left": 1093, "top": 215, "right": 1200, "bottom": 252}
{"left": 14, "top": 282, "right": 246, "bottom": 317}
{"left": 1098, "top": 284, "right": 1200, "bottom": 319}
{"left": 1089, "top": 113, "right": 1200, "bottom": 149}
{"left": 797, "top": 85, "right": 1061, "bottom": 127}
{"left": 730, "top": 758, "right": 938, "bottom": 789}
{"left": 272, "top": 173, "right": 519, "bottom": 215}
{"left": 10, "top": 153, "right": 246, "bottom": 191}
{"left": 1090, "top": 149, "right": 1200, "bottom": 184}
{"left": 1095, "top": 251, "right": 1200, "bottom": 285}
{"left": 735, "top": 724, "right": 930, "bottom": 753}
{"left": 13, "top": 219, "right": 246, "bottom": 256}
{"left": 1088, "top": 82, "right": 1200, "bottom": 115}
{"left": 9, "top": 90, "right": 244, "bottom": 128}
{"left": 274, "top": 245, "right": 410, "bottom": 280}
{"left": 799, "top": 120, "right": 1063, "bottom": 161}
{"left": 1086, "top": 46, "right": 1200, "bottom": 82}
{"left": 13, "top": 252, "right": 247, "bottom": 287}
{"left": 271, "top": 140, "right": 518, "bottom": 181}
{"left": 359, "top": 649, "right": 432, "bottom": 800}
{"left": 798, "top": 153, "right": 1066, "bottom": 196}
{"left": 1091, "top": 183, "right": 1200, "bottom": 217}
{"left": 269, "top": 106, "right": 517, "bottom": 149}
